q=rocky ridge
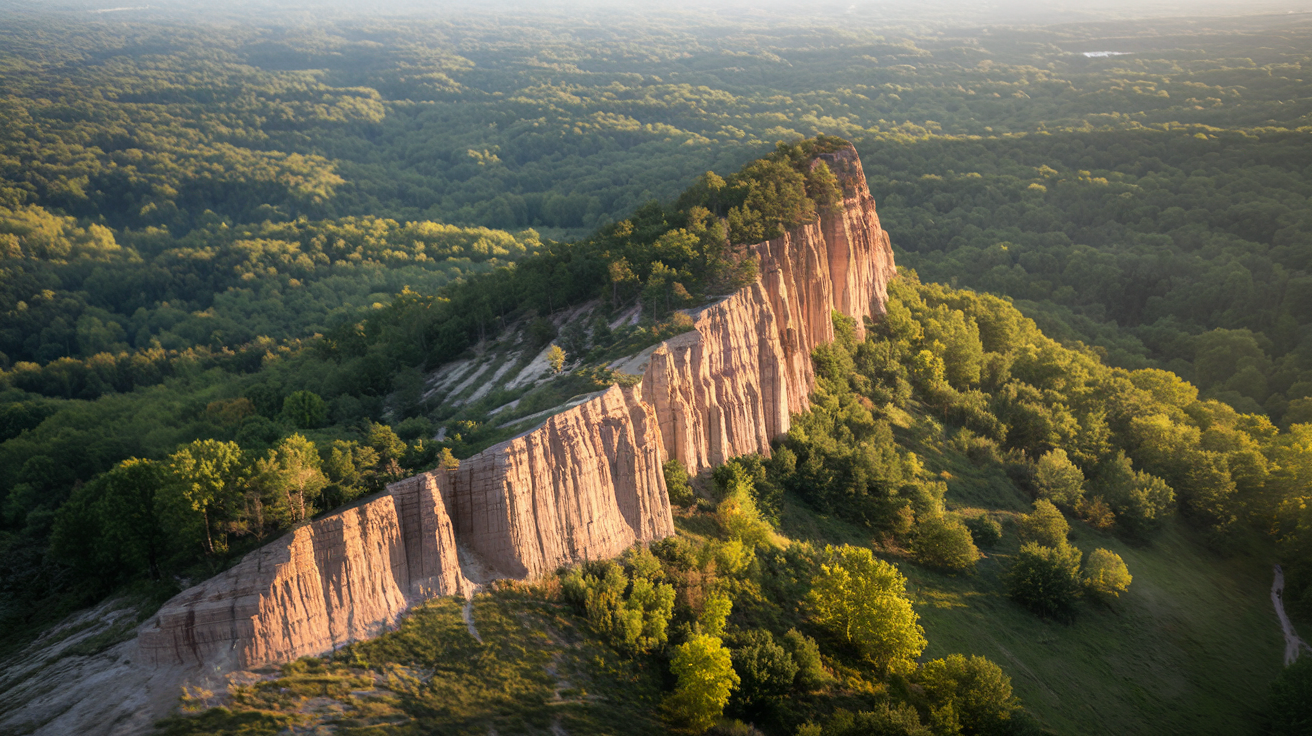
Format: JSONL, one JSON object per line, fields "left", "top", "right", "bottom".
{"left": 130, "top": 144, "right": 895, "bottom": 677}
{"left": 643, "top": 146, "right": 896, "bottom": 473}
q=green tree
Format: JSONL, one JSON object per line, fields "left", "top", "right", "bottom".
{"left": 808, "top": 544, "right": 926, "bottom": 675}
{"left": 664, "top": 459, "right": 695, "bottom": 507}
{"left": 281, "top": 390, "right": 327, "bottom": 429}
{"left": 715, "top": 466, "right": 773, "bottom": 549}
{"left": 1095, "top": 453, "right": 1175, "bottom": 533}
{"left": 367, "top": 422, "right": 407, "bottom": 462}
{"left": 664, "top": 633, "right": 740, "bottom": 733}
{"left": 1018, "top": 499, "right": 1069, "bottom": 548}
{"left": 912, "top": 515, "right": 981, "bottom": 573}
{"left": 51, "top": 458, "right": 168, "bottom": 582}
{"left": 1034, "top": 448, "right": 1085, "bottom": 508}
{"left": 1083, "top": 548, "right": 1132, "bottom": 601}
{"left": 160, "top": 439, "right": 246, "bottom": 556}
{"left": 562, "top": 560, "right": 675, "bottom": 655}
{"left": 781, "top": 629, "right": 834, "bottom": 691}
{"left": 730, "top": 629, "right": 798, "bottom": 715}
{"left": 1009, "top": 542, "right": 1083, "bottom": 619}
{"left": 700, "top": 592, "right": 732, "bottom": 638}
{"left": 918, "top": 654, "right": 1021, "bottom": 736}
{"left": 269, "top": 434, "right": 327, "bottom": 522}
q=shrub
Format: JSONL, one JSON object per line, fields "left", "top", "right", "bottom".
{"left": 1083, "top": 548, "right": 1132, "bottom": 600}
{"left": 918, "top": 653, "right": 1021, "bottom": 735}
{"left": 394, "top": 416, "right": 433, "bottom": 441}
{"left": 814, "top": 704, "right": 931, "bottom": 736}
{"left": 912, "top": 515, "right": 981, "bottom": 572}
{"left": 964, "top": 514, "right": 1003, "bottom": 547}
{"left": 1269, "top": 655, "right": 1312, "bottom": 735}
{"left": 1008, "top": 542, "right": 1082, "bottom": 619}
{"left": 664, "top": 459, "right": 696, "bottom": 507}
{"left": 1018, "top": 499, "right": 1069, "bottom": 548}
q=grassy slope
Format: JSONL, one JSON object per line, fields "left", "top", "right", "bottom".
{"left": 786, "top": 403, "right": 1284, "bottom": 735}
{"left": 157, "top": 589, "right": 667, "bottom": 735}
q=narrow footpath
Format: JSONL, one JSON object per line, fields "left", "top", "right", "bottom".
{"left": 1272, "top": 564, "right": 1312, "bottom": 666}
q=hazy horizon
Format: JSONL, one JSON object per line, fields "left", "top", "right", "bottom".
{"left": 4, "top": 0, "right": 1312, "bottom": 31}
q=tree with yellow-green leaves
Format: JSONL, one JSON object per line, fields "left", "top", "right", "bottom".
{"left": 808, "top": 544, "right": 926, "bottom": 675}
{"left": 664, "top": 632, "right": 739, "bottom": 733}
{"left": 1083, "top": 548, "right": 1132, "bottom": 600}
{"left": 547, "top": 344, "right": 567, "bottom": 373}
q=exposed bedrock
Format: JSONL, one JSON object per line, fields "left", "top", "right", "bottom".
{"left": 643, "top": 144, "right": 897, "bottom": 474}
{"left": 138, "top": 477, "right": 464, "bottom": 669}
{"left": 134, "top": 144, "right": 894, "bottom": 674}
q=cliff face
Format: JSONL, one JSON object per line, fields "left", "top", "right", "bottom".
{"left": 136, "top": 144, "right": 894, "bottom": 673}
{"left": 643, "top": 145, "right": 897, "bottom": 473}
{"left": 436, "top": 384, "right": 672, "bottom": 579}
{"left": 138, "top": 479, "right": 465, "bottom": 669}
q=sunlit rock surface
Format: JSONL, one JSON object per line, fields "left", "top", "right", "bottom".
{"left": 131, "top": 143, "right": 894, "bottom": 678}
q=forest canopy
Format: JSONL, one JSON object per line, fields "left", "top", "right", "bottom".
{"left": 2, "top": 8, "right": 1312, "bottom": 709}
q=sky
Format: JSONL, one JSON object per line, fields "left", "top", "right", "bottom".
{"left": 5, "top": 0, "right": 1311, "bottom": 27}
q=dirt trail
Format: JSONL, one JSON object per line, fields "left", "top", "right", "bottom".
{"left": 1272, "top": 564, "right": 1312, "bottom": 666}
{"left": 461, "top": 588, "right": 483, "bottom": 643}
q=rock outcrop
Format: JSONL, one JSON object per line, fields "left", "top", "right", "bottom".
{"left": 139, "top": 480, "right": 465, "bottom": 669}
{"left": 643, "top": 145, "right": 896, "bottom": 473}
{"left": 438, "top": 384, "right": 673, "bottom": 579}
{"left": 135, "top": 143, "right": 895, "bottom": 674}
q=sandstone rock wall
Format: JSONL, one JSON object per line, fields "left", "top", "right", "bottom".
{"left": 136, "top": 144, "right": 894, "bottom": 673}
{"left": 642, "top": 144, "right": 896, "bottom": 474}
{"left": 138, "top": 480, "right": 465, "bottom": 669}
{"left": 432, "top": 384, "right": 673, "bottom": 579}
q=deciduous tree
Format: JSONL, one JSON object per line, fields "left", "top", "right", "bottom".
{"left": 808, "top": 544, "right": 926, "bottom": 675}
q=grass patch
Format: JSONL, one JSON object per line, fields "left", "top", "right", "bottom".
{"left": 156, "top": 586, "right": 666, "bottom": 735}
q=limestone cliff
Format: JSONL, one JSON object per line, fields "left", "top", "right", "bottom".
{"left": 643, "top": 145, "right": 896, "bottom": 473}
{"left": 134, "top": 143, "right": 894, "bottom": 675}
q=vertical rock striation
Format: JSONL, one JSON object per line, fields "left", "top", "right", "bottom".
{"left": 643, "top": 144, "right": 897, "bottom": 474}
{"left": 138, "top": 482, "right": 464, "bottom": 669}
{"left": 435, "top": 384, "right": 673, "bottom": 579}
{"left": 136, "top": 144, "right": 894, "bottom": 674}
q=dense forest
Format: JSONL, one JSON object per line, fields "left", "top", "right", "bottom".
{"left": 154, "top": 270, "right": 1311, "bottom": 735}
{"left": 2, "top": 3, "right": 1312, "bottom": 733}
